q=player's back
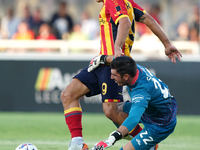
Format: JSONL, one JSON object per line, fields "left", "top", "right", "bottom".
{"left": 136, "top": 64, "right": 177, "bottom": 126}
{"left": 99, "top": 0, "right": 145, "bottom": 56}
{"left": 136, "top": 64, "right": 172, "bottom": 103}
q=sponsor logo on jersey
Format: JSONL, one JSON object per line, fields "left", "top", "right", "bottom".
{"left": 132, "top": 94, "right": 144, "bottom": 103}
{"left": 99, "top": 18, "right": 105, "bottom": 25}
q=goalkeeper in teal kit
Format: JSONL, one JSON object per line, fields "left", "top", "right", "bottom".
{"left": 90, "top": 56, "right": 177, "bottom": 150}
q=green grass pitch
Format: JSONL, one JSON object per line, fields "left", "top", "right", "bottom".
{"left": 0, "top": 112, "right": 199, "bottom": 150}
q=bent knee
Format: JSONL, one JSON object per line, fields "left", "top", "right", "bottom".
{"left": 104, "top": 109, "right": 118, "bottom": 122}
{"left": 60, "top": 90, "right": 76, "bottom": 104}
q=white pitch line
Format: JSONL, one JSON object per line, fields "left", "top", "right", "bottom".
{"left": 0, "top": 140, "right": 125, "bottom": 146}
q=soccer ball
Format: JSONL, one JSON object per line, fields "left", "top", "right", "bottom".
{"left": 15, "top": 143, "right": 38, "bottom": 150}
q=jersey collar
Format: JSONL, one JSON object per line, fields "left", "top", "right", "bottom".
{"left": 131, "top": 69, "right": 139, "bottom": 86}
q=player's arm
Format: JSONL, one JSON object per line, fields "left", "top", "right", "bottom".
{"left": 87, "top": 16, "right": 131, "bottom": 72}
{"left": 114, "top": 17, "right": 131, "bottom": 57}
{"left": 119, "top": 105, "right": 145, "bottom": 136}
{"left": 91, "top": 105, "right": 145, "bottom": 150}
{"left": 139, "top": 13, "right": 182, "bottom": 63}
{"left": 87, "top": 55, "right": 114, "bottom": 72}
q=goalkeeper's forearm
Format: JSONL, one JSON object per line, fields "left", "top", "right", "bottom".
{"left": 117, "top": 125, "right": 130, "bottom": 137}
{"left": 106, "top": 55, "right": 115, "bottom": 63}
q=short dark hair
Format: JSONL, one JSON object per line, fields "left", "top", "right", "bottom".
{"left": 110, "top": 56, "right": 137, "bottom": 77}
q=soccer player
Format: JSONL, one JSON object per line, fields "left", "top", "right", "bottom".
{"left": 61, "top": 0, "right": 182, "bottom": 149}
{"left": 91, "top": 56, "right": 177, "bottom": 150}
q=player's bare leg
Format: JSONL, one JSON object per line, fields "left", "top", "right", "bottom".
{"left": 103, "top": 102, "right": 142, "bottom": 139}
{"left": 61, "top": 78, "right": 90, "bottom": 110}
{"left": 61, "top": 78, "right": 90, "bottom": 150}
{"left": 103, "top": 102, "right": 128, "bottom": 125}
{"left": 122, "top": 141, "right": 135, "bottom": 150}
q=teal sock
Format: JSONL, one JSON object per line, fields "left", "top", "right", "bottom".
{"left": 113, "top": 122, "right": 119, "bottom": 128}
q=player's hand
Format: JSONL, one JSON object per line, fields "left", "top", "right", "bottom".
{"left": 87, "top": 55, "right": 107, "bottom": 72}
{"left": 114, "top": 47, "right": 124, "bottom": 58}
{"left": 90, "top": 131, "right": 122, "bottom": 150}
{"left": 90, "top": 137, "right": 115, "bottom": 150}
{"left": 165, "top": 45, "right": 182, "bottom": 63}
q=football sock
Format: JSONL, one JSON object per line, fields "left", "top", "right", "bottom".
{"left": 129, "top": 124, "right": 142, "bottom": 137}
{"left": 64, "top": 107, "right": 83, "bottom": 138}
{"left": 71, "top": 137, "right": 84, "bottom": 145}
{"left": 113, "top": 122, "right": 119, "bottom": 128}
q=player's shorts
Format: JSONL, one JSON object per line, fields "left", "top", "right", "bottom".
{"left": 130, "top": 127, "right": 164, "bottom": 150}
{"left": 73, "top": 65, "right": 123, "bottom": 103}
{"left": 123, "top": 98, "right": 177, "bottom": 149}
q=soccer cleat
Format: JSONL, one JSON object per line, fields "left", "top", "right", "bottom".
{"left": 82, "top": 143, "right": 89, "bottom": 150}
{"left": 155, "top": 144, "right": 159, "bottom": 150}
{"left": 68, "top": 141, "right": 89, "bottom": 150}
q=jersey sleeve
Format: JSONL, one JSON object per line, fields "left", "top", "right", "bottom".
{"left": 122, "top": 105, "right": 145, "bottom": 132}
{"left": 132, "top": 1, "right": 146, "bottom": 22}
{"left": 129, "top": 88, "right": 151, "bottom": 108}
{"left": 106, "top": 0, "right": 129, "bottom": 24}
{"left": 122, "top": 87, "right": 150, "bottom": 132}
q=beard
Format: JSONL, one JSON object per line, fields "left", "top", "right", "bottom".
{"left": 114, "top": 80, "right": 128, "bottom": 86}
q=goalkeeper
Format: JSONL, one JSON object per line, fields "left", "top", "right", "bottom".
{"left": 91, "top": 56, "right": 177, "bottom": 150}
{"left": 61, "top": 0, "right": 182, "bottom": 149}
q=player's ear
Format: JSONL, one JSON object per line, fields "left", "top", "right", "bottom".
{"left": 123, "top": 74, "right": 130, "bottom": 80}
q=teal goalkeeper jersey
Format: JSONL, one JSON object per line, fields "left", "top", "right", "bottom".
{"left": 127, "top": 64, "right": 173, "bottom": 112}
{"left": 122, "top": 64, "right": 177, "bottom": 134}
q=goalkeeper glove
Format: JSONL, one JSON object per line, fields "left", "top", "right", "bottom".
{"left": 87, "top": 55, "right": 107, "bottom": 72}
{"left": 90, "top": 130, "right": 122, "bottom": 150}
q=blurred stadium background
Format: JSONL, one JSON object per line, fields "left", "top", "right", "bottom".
{"left": 0, "top": 0, "right": 199, "bottom": 149}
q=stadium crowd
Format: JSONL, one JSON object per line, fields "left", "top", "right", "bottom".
{"left": 0, "top": 2, "right": 100, "bottom": 41}
{"left": 0, "top": 1, "right": 199, "bottom": 53}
